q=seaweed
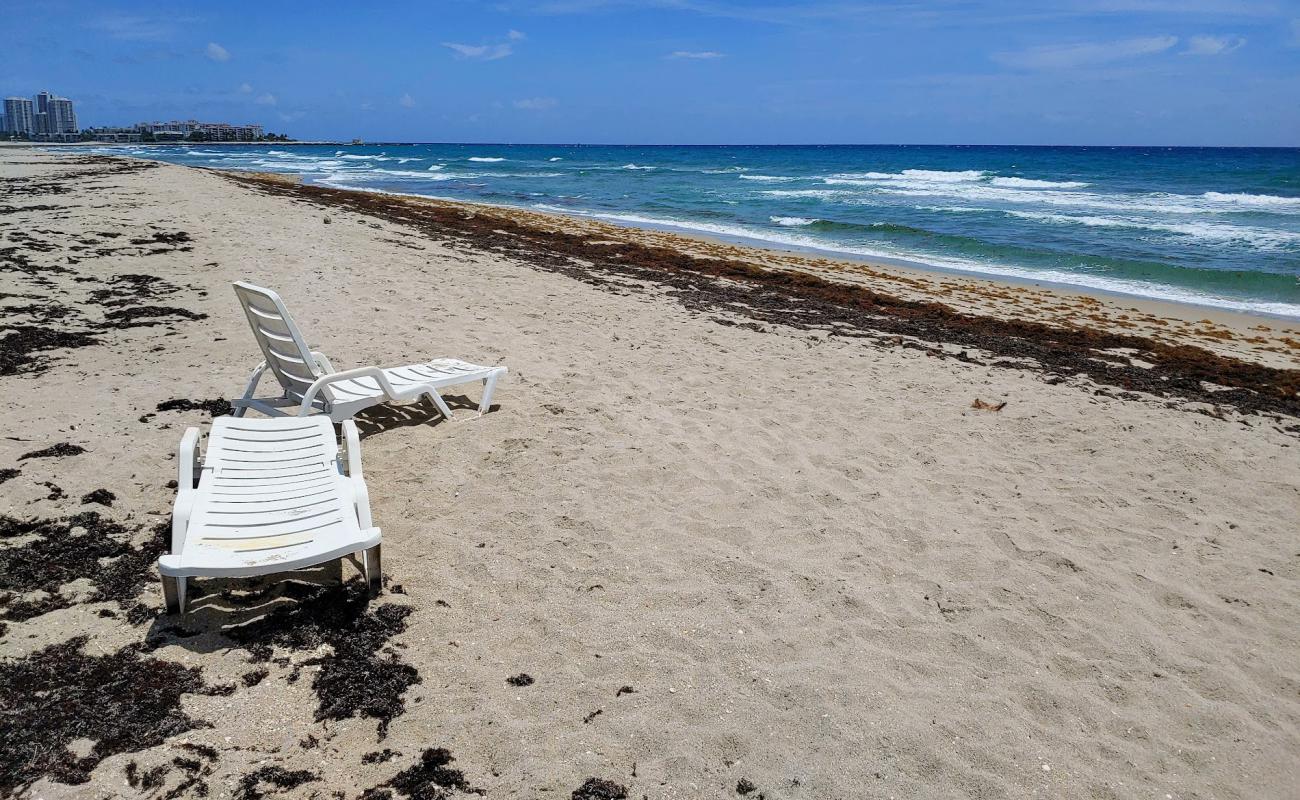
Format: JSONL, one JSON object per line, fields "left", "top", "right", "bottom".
{"left": 0, "top": 636, "right": 211, "bottom": 795}
{"left": 225, "top": 581, "right": 420, "bottom": 737}
{"left": 156, "top": 397, "right": 234, "bottom": 417}
{"left": 571, "top": 778, "right": 628, "bottom": 800}
{"left": 506, "top": 673, "right": 535, "bottom": 687}
{"left": 234, "top": 766, "right": 318, "bottom": 800}
{"left": 17, "top": 442, "right": 86, "bottom": 460}
{"left": 81, "top": 488, "right": 116, "bottom": 507}
{"left": 380, "top": 748, "right": 482, "bottom": 800}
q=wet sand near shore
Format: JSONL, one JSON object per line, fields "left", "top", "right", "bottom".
{"left": 2, "top": 152, "right": 1298, "bottom": 800}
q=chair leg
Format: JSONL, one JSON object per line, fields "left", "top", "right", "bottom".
{"left": 162, "top": 575, "right": 186, "bottom": 615}
{"left": 425, "top": 391, "right": 454, "bottom": 421}
{"left": 478, "top": 373, "right": 500, "bottom": 415}
{"left": 364, "top": 545, "right": 382, "bottom": 597}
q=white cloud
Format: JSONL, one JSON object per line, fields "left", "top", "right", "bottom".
{"left": 442, "top": 42, "right": 514, "bottom": 60}
{"left": 508, "top": 29, "right": 527, "bottom": 40}
{"left": 514, "top": 96, "right": 557, "bottom": 110}
{"left": 399, "top": 93, "right": 417, "bottom": 108}
{"left": 1183, "top": 35, "right": 1245, "bottom": 55}
{"left": 993, "top": 35, "right": 1177, "bottom": 69}
{"left": 668, "top": 50, "right": 724, "bottom": 59}
{"left": 254, "top": 93, "right": 277, "bottom": 106}
{"left": 88, "top": 14, "right": 176, "bottom": 41}
{"left": 205, "top": 42, "right": 231, "bottom": 62}
{"left": 238, "top": 82, "right": 253, "bottom": 94}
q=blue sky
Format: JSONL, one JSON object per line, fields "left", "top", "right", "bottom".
{"left": 4, "top": 0, "right": 1299, "bottom": 145}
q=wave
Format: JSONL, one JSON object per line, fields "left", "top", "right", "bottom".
{"left": 338, "top": 153, "right": 390, "bottom": 161}
{"left": 468, "top": 156, "right": 506, "bottom": 162}
{"left": 1202, "top": 191, "right": 1300, "bottom": 209}
{"left": 1007, "top": 210, "right": 1300, "bottom": 249}
{"left": 523, "top": 205, "right": 1300, "bottom": 316}
{"left": 427, "top": 164, "right": 445, "bottom": 171}
{"left": 703, "top": 166, "right": 748, "bottom": 173}
{"left": 990, "top": 177, "right": 1089, "bottom": 189}
{"left": 549, "top": 157, "right": 564, "bottom": 161}
{"left": 740, "top": 174, "right": 797, "bottom": 182}
{"left": 770, "top": 216, "right": 818, "bottom": 226}
{"left": 621, "top": 163, "right": 656, "bottom": 170}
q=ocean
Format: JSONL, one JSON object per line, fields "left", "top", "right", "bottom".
{"left": 79, "top": 143, "right": 1300, "bottom": 317}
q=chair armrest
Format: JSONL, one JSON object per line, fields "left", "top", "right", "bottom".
{"left": 171, "top": 489, "right": 197, "bottom": 554}
{"left": 297, "top": 366, "right": 402, "bottom": 416}
{"left": 340, "top": 420, "right": 364, "bottom": 479}
{"left": 339, "top": 420, "right": 373, "bottom": 528}
{"left": 310, "top": 351, "right": 337, "bottom": 374}
{"left": 177, "top": 427, "right": 201, "bottom": 489}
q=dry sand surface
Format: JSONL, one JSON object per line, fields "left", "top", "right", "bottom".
{"left": 1, "top": 151, "right": 1298, "bottom": 800}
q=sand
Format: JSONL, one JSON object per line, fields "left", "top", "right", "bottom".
{"left": 1, "top": 150, "right": 1298, "bottom": 800}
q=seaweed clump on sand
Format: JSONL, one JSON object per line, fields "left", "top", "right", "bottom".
{"left": 17, "top": 442, "right": 86, "bottom": 460}
{"left": 0, "top": 636, "right": 210, "bottom": 795}
{"left": 0, "top": 468, "right": 18, "bottom": 485}
{"left": 572, "top": 778, "right": 629, "bottom": 800}
{"left": 156, "top": 397, "right": 234, "bottom": 417}
{"left": 361, "top": 748, "right": 481, "bottom": 800}
{"left": 0, "top": 513, "right": 169, "bottom": 625}
{"left": 0, "top": 326, "right": 101, "bottom": 376}
{"left": 225, "top": 581, "right": 420, "bottom": 737}
{"left": 234, "top": 766, "right": 318, "bottom": 800}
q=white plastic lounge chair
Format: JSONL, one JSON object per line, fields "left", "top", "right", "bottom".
{"left": 230, "top": 281, "right": 506, "bottom": 423}
{"left": 158, "top": 416, "right": 381, "bottom": 614}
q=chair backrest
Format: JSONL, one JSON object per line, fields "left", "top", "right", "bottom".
{"left": 232, "top": 282, "right": 327, "bottom": 407}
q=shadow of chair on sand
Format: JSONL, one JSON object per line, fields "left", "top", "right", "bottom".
{"left": 142, "top": 557, "right": 382, "bottom": 654}
{"left": 350, "top": 393, "right": 499, "bottom": 439}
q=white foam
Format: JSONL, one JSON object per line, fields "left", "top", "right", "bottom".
{"left": 770, "top": 216, "right": 819, "bottom": 226}
{"left": 621, "top": 163, "right": 656, "bottom": 170}
{"left": 1202, "top": 191, "right": 1300, "bottom": 209}
{"left": 739, "top": 174, "right": 797, "bottom": 182}
{"left": 549, "top": 157, "right": 564, "bottom": 161}
{"left": 990, "top": 177, "right": 1089, "bottom": 189}
{"left": 1007, "top": 210, "right": 1300, "bottom": 249}
{"left": 468, "top": 156, "right": 506, "bottom": 162}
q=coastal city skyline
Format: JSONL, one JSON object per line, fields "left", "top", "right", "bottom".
{"left": 1, "top": 88, "right": 281, "bottom": 142}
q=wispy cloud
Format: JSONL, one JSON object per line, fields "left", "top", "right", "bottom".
{"left": 205, "top": 42, "right": 231, "bottom": 62}
{"left": 254, "top": 92, "right": 276, "bottom": 106}
{"left": 993, "top": 35, "right": 1177, "bottom": 69}
{"left": 238, "top": 82, "right": 253, "bottom": 94}
{"left": 87, "top": 14, "right": 180, "bottom": 41}
{"left": 668, "top": 50, "right": 725, "bottom": 59}
{"left": 399, "top": 93, "right": 417, "bottom": 108}
{"left": 443, "top": 30, "right": 524, "bottom": 60}
{"left": 514, "top": 96, "right": 557, "bottom": 110}
{"left": 442, "top": 41, "right": 514, "bottom": 60}
{"left": 1182, "top": 35, "right": 1245, "bottom": 55}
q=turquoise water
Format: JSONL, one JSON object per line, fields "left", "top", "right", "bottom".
{"left": 83, "top": 143, "right": 1300, "bottom": 317}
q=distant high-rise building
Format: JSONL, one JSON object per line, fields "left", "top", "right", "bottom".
{"left": 47, "top": 96, "right": 77, "bottom": 134}
{"left": 3, "top": 97, "right": 34, "bottom": 135}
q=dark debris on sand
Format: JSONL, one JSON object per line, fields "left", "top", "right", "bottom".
{"left": 0, "top": 512, "right": 168, "bottom": 625}
{"left": 365, "top": 748, "right": 482, "bottom": 800}
{"left": 81, "top": 488, "right": 116, "bottom": 507}
{"left": 0, "top": 468, "right": 19, "bottom": 485}
{"left": 225, "top": 581, "right": 420, "bottom": 737}
{"left": 156, "top": 397, "right": 234, "bottom": 417}
{"left": 234, "top": 766, "right": 318, "bottom": 800}
{"left": 17, "top": 442, "right": 85, "bottom": 460}
{"left": 572, "top": 777, "right": 629, "bottom": 800}
{"left": 506, "top": 673, "right": 535, "bottom": 687}
{"left": 228, "top": 175, "right": 1300, "bottom": 422}
{"left": 0, "top": 635, "right": 212, "bottom": 796}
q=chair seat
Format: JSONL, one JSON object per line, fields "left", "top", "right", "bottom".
{"left": 159, "top": 417, "right": 378, "bottom": 578}
{"left": 324, "top": 358, "right": 502, "bottom": 404}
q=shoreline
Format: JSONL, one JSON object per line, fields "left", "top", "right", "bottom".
{"left": 227, "top": 166, "right": 1299, "bottom": 369}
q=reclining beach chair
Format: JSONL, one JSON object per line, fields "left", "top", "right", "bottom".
{"left": 158, "top": 416, "right": 380, "bottom": 614}
{"left": 230, "top": 281, "right": 506, "bottom": 423}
